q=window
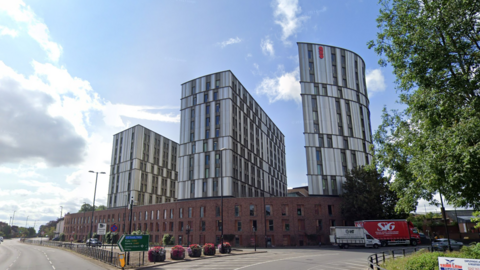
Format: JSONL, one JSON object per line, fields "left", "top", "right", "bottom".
{"left": 315, "top": 204, "right": 321, "bottom": 215}
{"left": 188, "top": 207, "right": 192, "bottom": 218}
{"left": 215, "top": 103, "right": 220, "bottom": 113}
{"left": 317, "top": 220, "right": 323, "bottom": 231}
{"left": 308, "top": 50, "right": 313, "bottom": 59}
{"left": 215, "top": 129, "right": 219, "bottom": 137}
{"left": 297, "top": 205, "right": 304, "bottom": 216}
{"left": 281, "top": 204, "right": 288, "bottom": 216}
{"left": 206, "top": 117, "right": 210, "bottom": 127}
{"left": 249, "top": 205, "right": 255, "bottom": 216}
{"left": 192, "top": 144, "right": 196, "bottom": 153}
{"left": 265, "top": 205, "right": 271, "bottom": 216}
{"left": 268, "top": 220, "right": 274, "bottom": 231}
{"left": 327, "top": 135, "right": 333, "bottom": 148}
{"left": 206, "top": 82, "right": 210, "bottom": 90}
{"left": 331, "top": 220, "right": 336, "bottom": 226}
{"left": 216, "top": 79, "right": 220, "bottom": 88}
{"left": 193, "top": 95, "right": 197, "bottom": 105}
{"left": 215, "top": 115, "right": 220, "bottom": 125}
{"left": 343, "top": 138, "right": 349, "bottom": 149}
{"left": 201, "top": 220, "right": 205, "bottom": 231}
{"left": 314, "top": 86, "right": 319, "bottom": 95}
{"left": 206, "top": 105, "right": 210, "bottom": 115}
{"left": 318, "top": 135, "right": 323, "bottom": 147}
{"left": 321, "top": 85, "right": 327, "bottom": 95}
{"left": 217, "top": 220, "right": 223, "bottom": 231}
{"left": 283, "top": 220, "right": 290, "bottom": 231}
{"left": 237, "top": 221, "right": 242, "bottom": 231}
{"left": 204, "top": 93, "right": 208, "bottom": 102}
{"left": 331, "top": 177, "right": 337, "bottom": 195}
{"left": 192, "top": 86, "right": 196, "bottom": 94}
{"left": 328, "top": 205, "right": 333, "bottom": 216}
{"left": 179, "top": 208, "right": 183, "bottom": 218}
{"left": 205, "top": 129, "right": 210, "bottom": 139}
{"left": 322, "top": 176, "right": 328, "bottom": 194}
{"left": 200, "top": 206, "right": 205, "bottom": 218}
{"left": 235, "top": 205, "right": 240, "bottom": 217}
{"left": 214, "top": 92, "right": 218, "bottom": 100}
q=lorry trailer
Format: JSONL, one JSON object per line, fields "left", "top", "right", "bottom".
{"left": 329, "top": 226, "right": 381, "bottom": 249}
{"left": 355, "top": 220, "right": 421, "bottom": 247}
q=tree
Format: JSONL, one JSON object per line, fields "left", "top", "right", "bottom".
{"left": 162, "top": 234, "right": 174, "bottom": 246}
{"left": 78, "top": 203, "right": 94, "bottom": 213}
{"left": 95, "top": 205, "right": 107, "bottom": 211}
{"left": 368, "top": 0, "right": 480, "bottom": 212}
{"left": 341, "top": 167, "right": 408, "bottom": 223}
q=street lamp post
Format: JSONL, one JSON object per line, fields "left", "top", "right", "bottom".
{"left": 127, "top": 196, "right": 136, "bottom": 266}
{"left": 253, "top": 226, "right": 256, "bottom": 252}
{"left": 220, "top": 148, "right": 227, "bottom": 249}
{"left": 88, "top": 171, "right": 105, "bottom": 239}
{"left": 25, "top": 216, "right": 29, "bottom": 228}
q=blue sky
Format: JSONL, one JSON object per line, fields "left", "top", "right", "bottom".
{"left": 0, "top": 0, "right": 438, "bottom": 229}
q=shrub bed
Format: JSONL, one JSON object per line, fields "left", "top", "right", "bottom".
{"left": 382, "top": 243, "right": 480, "bottom": 270}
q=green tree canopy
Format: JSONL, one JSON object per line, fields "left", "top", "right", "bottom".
{"left": 368, "top": 0, "right": 480, "bottom": 212}
{"left": 78, "top": 204, "right": 107, "bottom": 213}
{"left": 341, "top": 167, "right": 408, "bottom": 223}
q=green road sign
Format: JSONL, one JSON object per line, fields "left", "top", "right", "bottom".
{"left": 117, "top": 235, "right": 149, "bottom": 252}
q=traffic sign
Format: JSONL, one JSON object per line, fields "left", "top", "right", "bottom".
{"left": 97, "top": 223, "right": 106, "bottom": 235}
{"left": 117, "top": 235, "right": 149, "bottom": 252}
{"left": 110, "top": 224, "right": 118, "bottom": 232}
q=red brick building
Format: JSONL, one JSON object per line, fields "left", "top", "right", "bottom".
{"left": 63, "top": 196, "right": 343, "bottom": 247}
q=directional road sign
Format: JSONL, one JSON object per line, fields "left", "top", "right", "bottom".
{"left": 110, "top": 224, "right": 118, "bottom": 232}
{"left": 117, "top": 235, "right": 149, "bottom": 252}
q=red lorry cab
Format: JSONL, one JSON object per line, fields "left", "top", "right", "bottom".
{"left": 355, "top": 220, "right": 421, "bottom": 247}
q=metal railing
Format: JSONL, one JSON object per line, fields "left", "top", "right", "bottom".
{"left": 367, "top": 247, "right": 431, "bottom": 270}
{"left": 24, "top": 240, "right": 121, "bottom": 268}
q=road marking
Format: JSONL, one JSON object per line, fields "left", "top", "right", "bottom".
{"left": 233, "top": 253, "right": 335, "bottom": 270}
{"left": 52, "top": 266, "right": 56, "bottom": 269}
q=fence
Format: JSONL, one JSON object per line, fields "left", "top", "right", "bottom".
{"left": 367, "top": 247, "right": 432, "bottom": 270}
{"left": 24, "top": 240, "right": 123, "bottom": 268}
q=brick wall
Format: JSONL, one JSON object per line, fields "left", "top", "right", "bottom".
{"left": 64, "top": 196, "right": 343, "bottom": 247}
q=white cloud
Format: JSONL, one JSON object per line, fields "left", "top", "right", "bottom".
{"left": 0, "top": 0, "right": 63, "bottom": 61}
{"left": 102, "top": 103, "right": 180, "bottom": 127}
{"left": 255, "top": 66, "right": 301, "bottom": 103}
{"left": 261, "top": 36, "right": 275, "bottom": 57}
{"left": 366, "top": 69, "right": 386, "bottom": 96}
{"left": 272, "top": 0, "right": 309, "bottom": 45}
{"left": 218, "top": 37, "right": 242, "bottom": 48}
{"left": 0, "top": 25, "right": 18, "bottom": 37}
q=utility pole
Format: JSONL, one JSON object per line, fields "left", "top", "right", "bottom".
{"left": 60, "top": 206, "right": 63, "bottom": 218}
{"left": 25, "top": 216, "right": 29, "bottom": 228}
{"left": 12, "top": 211, "right": 16, "bottom": 227}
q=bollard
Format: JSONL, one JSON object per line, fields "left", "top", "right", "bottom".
{"left": 383, "top": 252, "right": 385, "bottom": 262}
{"left": 392, "top": 250, "right": 395, "bottom": 259}
{"left": 414, "top": 247, "right": 417, "bottom": 252}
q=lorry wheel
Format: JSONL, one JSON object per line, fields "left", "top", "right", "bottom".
{"left": 373, "top": 244, "right": 379, "bottom": 249}
{"left": 381, "top": 241, "right": 387, "bottom": 247}
{"left": 343, "top": 244, "right": 349, "bottom": 249}
{"left": 411, "top": 240, "right": 417, "bottom": 246}
{"left": 338, "top": 244, "right": 343, "bottom": 249}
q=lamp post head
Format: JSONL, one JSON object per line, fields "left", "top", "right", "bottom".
{"left": 88, "top": 170, "right": 94, "bottom": 173}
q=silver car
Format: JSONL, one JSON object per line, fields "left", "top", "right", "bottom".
{"left": 432, "top": 238, "right": 463, "bottom": 251}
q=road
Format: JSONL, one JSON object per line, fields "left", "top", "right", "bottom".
{"left": 149, "top": 246, "right": 382, "bottom": 270}
{"left": 0, "top": 238, "right": 113, "bottom": 270}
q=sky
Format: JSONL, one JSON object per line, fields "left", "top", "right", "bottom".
{"left": 0, "top": 0, "right": 449, "bottom": 230}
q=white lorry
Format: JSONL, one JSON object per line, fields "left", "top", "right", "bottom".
{"left": 329, "top": 226, "right": 381, "bottom": 249}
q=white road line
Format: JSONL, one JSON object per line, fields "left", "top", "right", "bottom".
{"left": 342, "top": 261, "right": 365, "bottom": 266}
{"left": 52, "top": 266, "right": 56, "bottom": 269}
{"left": 233, "top": 253, "right": 335, "bottom": 270}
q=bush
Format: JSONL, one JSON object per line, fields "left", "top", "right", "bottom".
{"left": 382, "top": 246, "right": 480, "bottom": 270}
{"left": 59, "top": 233, "right": 65, "bottom": 241}
{"left": 203, "top": 243, "right": 216, "bottom": 255}
{"left": 148, "top": 246, "right": 165, "bottom": 262}
{"left": 162, "top": 234, "right": 174, "bottom": 246}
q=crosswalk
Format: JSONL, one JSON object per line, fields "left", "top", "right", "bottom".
{"left": 155, "top": 251, "right": 367, "bottom": 270}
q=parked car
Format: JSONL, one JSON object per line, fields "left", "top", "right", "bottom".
{"left": 52, "top": 237, "right": 60, "bottom": 241}
{"left": 432, "top": 238, "right": 463, "bottom": 251}
{"left": 86, "top": 238, "right": 102, "bottom": 247}
{"left": 419, "top": 233, "right": 430, "bottom": 244}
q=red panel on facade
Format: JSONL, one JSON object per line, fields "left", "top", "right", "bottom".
{"left": 319, "top": 46, "right": 324, "bottom": 59}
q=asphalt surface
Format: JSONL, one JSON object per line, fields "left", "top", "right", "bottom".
{"left": 146, "top": 246, "right": 380, "bottom": 270}
{"left": 0, "top": 238, "right": 112, "bottom": 270}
